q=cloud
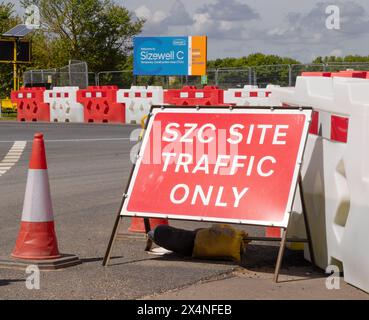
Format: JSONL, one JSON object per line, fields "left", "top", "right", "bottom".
{"left": 135, "top": 5, "right": 166, "bottom": 23}
{"left": 329, "top": 48, "right": 343, "bottom": 57}
{"left": 196, "top": 0, "right": 260, "bottom": 21}
{"left": 131, "top": 0, "right": 369, "bottom": 62}
{"left": 246, "top": 0, "right": 369, "bottom": 62}
{"left": 134, "top": 5, "right": 167, "bottom": 35}
{"left": 263, "top": 1, "right": 369, "bottom": 45}
{"left": 190, "top": 0, "right": 260, "bottom": 40}
{"left": 163, "top": 0, "right": 193, "bottom": 26}
{"left": 135, "top": 0, "right": 194, "bottom": 35}
{"left": 135, "top": 0, "right": 260, "bottom": 40}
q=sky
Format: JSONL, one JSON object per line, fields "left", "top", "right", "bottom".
{"left": 11, "top": 0, "right": 369, "bottom": 62}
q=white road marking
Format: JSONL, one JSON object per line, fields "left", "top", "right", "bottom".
{"left": 0, "top": 138, "right": 130, "bottom": 143}
{"left": 0, "top": 141, "right": 27, "bottom": 177}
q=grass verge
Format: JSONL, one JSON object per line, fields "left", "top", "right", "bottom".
{"left": 0, "top": 111, "right": 17, "bottom": 121}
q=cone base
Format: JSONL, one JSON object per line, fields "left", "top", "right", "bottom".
{"left": 11, "top": 253, "right": 61, "bottom": 260}
{"left": 0, "top": 254, "right": 80, "bottom": 271}
{"left": 12, "top": 221, "right": 61, "bottom": 260}
{"left": 128, "top": 217, "right": 169, "bottom": 233}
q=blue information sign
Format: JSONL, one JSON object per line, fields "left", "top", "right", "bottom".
{"left": 133, "top": 37, "right": 189, "bottom": 76}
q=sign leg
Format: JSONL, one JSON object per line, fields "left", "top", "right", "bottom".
{"left": 298, "top": 173, "right": 316, "bottom": 267}
{"left": 102, "top": 215, "right": 123, "bottom": 266}
{"left": 144, "top": 218, "right": 153, "bottom": 252}
{"left": 273, "top": 228, "right": 287, "bottom": 283}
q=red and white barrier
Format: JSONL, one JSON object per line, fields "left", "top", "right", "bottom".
{"left": 272, "top": 71, "right": 369, "bottom": 293}
{"left": 117, "top": 86, "right": 164, "bottom": 124}
{"left": 13, "top": 85, "right": 285, "bottom": 123}
{"left": 44, "top": 87, "right": 84, "bottom": 123}
{"left": 11, "top": 87, "right": 50, "bottom": 122}
{"left": 76, "top": 86, "right": 125, "bottom": 123}
{"left": 163, "top": 86, "right": 228, "bottom": 106}
{"left": 223, "top": 85, "right": 280, "bottom": 106}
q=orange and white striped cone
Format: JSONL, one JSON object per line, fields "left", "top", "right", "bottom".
{"left": 11, "top": 133, "right": 61, "bottom": 260}
{"left": 128, "top": 217, "right": 169, "bottom": 233}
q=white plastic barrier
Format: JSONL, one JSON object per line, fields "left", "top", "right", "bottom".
{"left": 116, "top": 86, "right": 164, "bottom": 124}
{"left": 273, "top": 74, "right": 369, "bottom": 293}
{"left": 44, "top": 87, "right": 84, "bottom": 122}
{"left": 224, "top": 85, "right": 281, "bottom": 106}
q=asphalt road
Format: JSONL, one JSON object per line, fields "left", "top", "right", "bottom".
{"left": 0, "top": 122, "right": 367, "bottom": 300}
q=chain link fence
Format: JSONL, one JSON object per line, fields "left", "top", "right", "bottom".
{"left": 23, "top": 60, "right": 95, "bottom": 89}
{"left": 97, "top": 63, "right": 369, "bottom": 89}
{"left": 22, "top": 62, "right": 369, "bottom": 90}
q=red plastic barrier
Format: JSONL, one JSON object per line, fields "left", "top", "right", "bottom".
{"left": 234, "top": 90, "right": 272, "bottom": 98}
{"left": 301, "top": 72, "right": 332, "bottom": 77}
{"left": 76, "top": 86, "right": 125, "bottom": 123}
{"left": 330, "top": 70, "right": 369, "bottom": 78}
{"left": 11, "top": 87, "right": 50, "bottom": 122}
{"left": 164, "top": 86, "right": 229, "bottom": 106}
{"left": 302, "top": 70, "right": 369, "bottom": 78}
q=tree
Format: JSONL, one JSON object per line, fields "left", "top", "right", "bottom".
{"left": 0, "top": 2, "right": 22, "bottom": 98}
{"left": 21, "top": 0, "right": 144, "bottom": 71}
{"left": 0, "top": 1, "right": 20, "bottom": 32}
{"left": 313, "top": 55, "right": 369, "bottom": 64}
{"left": 207, "top": 53, "right": 301, "bottom": 87}
{"left": 207, "top": 53, "right": 300, "bottom": 69}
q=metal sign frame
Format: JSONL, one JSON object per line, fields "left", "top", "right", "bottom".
{"left": 0, "top": 38, "right": 32, "bottom": 63}
{"left": 0, "top": 38, "right": 32, "bottom": 91}
{"left": 103, "top": 105, "right": 315, "bottom": 282}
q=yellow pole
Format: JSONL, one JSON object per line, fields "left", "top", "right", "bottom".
{"left": 13, "top": 39, "right": 18, "bottom": 91}
{"left": 13, "top": 63, "right": 17, "bottom": 91}
{"left": 139, "top": 114, "right": 148, "bottom": 140}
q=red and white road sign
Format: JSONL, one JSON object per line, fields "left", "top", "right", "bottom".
{"left": 121, "top": 107, "right": 312, "bottom": 228}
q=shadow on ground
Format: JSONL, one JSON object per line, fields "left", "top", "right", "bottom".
{"left": 0, "top": 278, "right": 25, "bottom": 287}
{"left": 101, "top": 242, "right": 323, "bottom": 281}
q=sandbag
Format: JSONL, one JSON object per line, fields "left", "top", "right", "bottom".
{"left": 152, "top": 225, "right": 199, "bottom": 256}
{"left": 192, "top": 224, "right": 248, "bottom": 262}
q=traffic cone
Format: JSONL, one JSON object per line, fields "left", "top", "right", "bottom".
{"left": 128, "top": 217, "right": 169, "bottom": 233}
{"left": 11, "top": 133, "right": 61, "bottom": 260}
{"left": 265, "top": 227, "right": 282, "bottom": 238}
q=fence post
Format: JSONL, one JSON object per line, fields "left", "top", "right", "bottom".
{"left": 253, "top": 69, "right": 257, "bottom": 86}
{"left": 85, "top": 70, "right": 88, "bottom": 88}
{"left": 68, "top": 61, "right": 72, "bottom": 86}
{"left": 248, "top": 67, "right": 252, "bottom": 85}
{"left": 288, "top": 65, "right": 292, "bottom": 87}
{"left": 215, "top": 69, "right": 219, "bottom": 86}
